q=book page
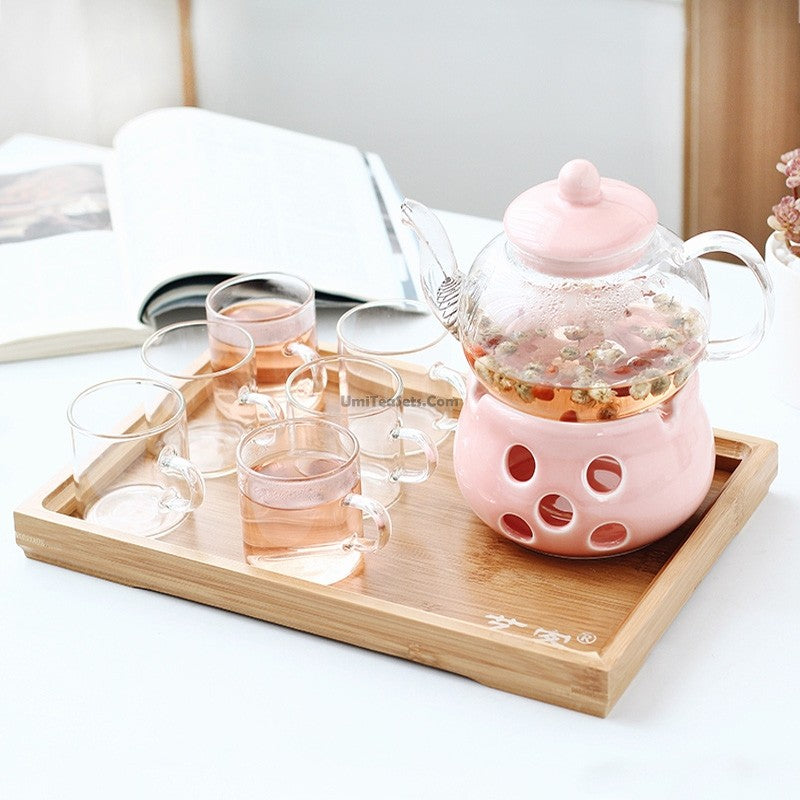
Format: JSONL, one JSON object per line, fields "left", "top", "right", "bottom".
{"left": 365, "top": 153, "right": 423, "bottom": 300}
{"left": 0, "top": 135, "right": 141, "bottom": 353}
{"left": 111, "top": 107, "right": 411, "bottom": 310}
{"left": 364, "top": 151, "right": 418, "bottom": 301}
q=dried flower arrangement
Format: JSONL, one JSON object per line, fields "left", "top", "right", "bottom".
{"left": 768, "top": 148, "right": 800, "bottom": 257}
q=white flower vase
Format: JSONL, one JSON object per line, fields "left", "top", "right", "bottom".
{"left": 765, "top": 231, "right": 800, "bottom": 408}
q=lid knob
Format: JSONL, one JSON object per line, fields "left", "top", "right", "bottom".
{"left": 557, "top": 159, "right": 602, "bottom": 205}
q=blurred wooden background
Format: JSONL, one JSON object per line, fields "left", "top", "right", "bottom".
{"left": 178, "top": 0, "right": 197, "bottom": 107}
{"left": 684, "top": 0, "right": 800, "bottom": 252}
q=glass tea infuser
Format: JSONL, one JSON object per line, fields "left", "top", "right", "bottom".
{"left": 402, "top": 159, "right": 774, "bottom": 557}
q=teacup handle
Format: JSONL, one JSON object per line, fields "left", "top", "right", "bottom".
{"left": 157, "top": 446, "right": 206, "bottom": 513}
{"left": 342, "top": 493, "right": 391, "bottom": 553}
{"left": 285, "top": 340, "right": 320, "bottom": 364}
{"left": 238, "top": 386, "right": 284, "bottom": 421}
{"left": 683, "top": 231, "right": 775, "bottom": 361}
{"left": 390, "top": 425, "right": 438, "bottom": 484}
{"left": 428, "top": 362, "right": 466, "bottom": 432}
{"left": 284, "top": 343, "right": 328, "bottom": 396}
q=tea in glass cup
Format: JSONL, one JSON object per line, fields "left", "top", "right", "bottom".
{"left": 206, "top": 272, "right": 319, "bottom": 394}
{"left": 237, "top": 419, "right": 391, "bottom": 585}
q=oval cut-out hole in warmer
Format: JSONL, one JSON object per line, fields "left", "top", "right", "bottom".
{"left": 537, "top": 494, "right": 574, "bottom": 528}
{"left": 506, "top": 445, "right": 536, "bottom": 482}
{"left": 500, "top": 513, "right": 533, "bottom": 542}
{"left": 589, "top": 522, "right": 629, "bottom": 549}
{"left": 586, "top": 456, "right": 623, "bottom": 493}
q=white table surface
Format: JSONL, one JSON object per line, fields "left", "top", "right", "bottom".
{"left": 1, "top": 211, "right": 798, "bottom": 799}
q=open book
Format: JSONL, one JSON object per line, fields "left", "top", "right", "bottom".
{"left": 0, "top": 107, "right": 417, "bottom": 362}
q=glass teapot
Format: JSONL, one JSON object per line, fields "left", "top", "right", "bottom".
{"left": 401, "top": 159, "right": 774, "bottom": 422}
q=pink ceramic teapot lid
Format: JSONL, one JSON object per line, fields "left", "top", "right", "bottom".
{"left": 503, "top": 159, "right": 658, "bottom": 277}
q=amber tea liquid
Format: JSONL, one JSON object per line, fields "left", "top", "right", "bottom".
{"left": 465, "top": 299, "right": 705, "bottom": 422}
{"left": 211, "top": 298, "right": 316, "bottom": 389}
{"left": 241, "top": 450, "right": 362, "bottom": 567}
{"left": 465, "top": 362, "right": 696, "bottom": 422}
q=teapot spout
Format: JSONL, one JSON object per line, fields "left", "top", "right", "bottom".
{"left": 401, "top": 198, "right": 462, "bottom": 337}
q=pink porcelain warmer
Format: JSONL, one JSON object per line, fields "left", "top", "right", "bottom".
{"left": 401, "top": 160, "right": 774, "bottom": 557}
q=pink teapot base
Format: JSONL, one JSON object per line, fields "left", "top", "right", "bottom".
{"left": 453, "top": 373, "right": 715, "bottom": 558}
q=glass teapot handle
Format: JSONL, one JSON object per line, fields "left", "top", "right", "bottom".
{"left": 682, "top": 231, "right": 775, "bottom": 361}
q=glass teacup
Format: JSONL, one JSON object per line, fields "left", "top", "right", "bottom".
{"left": 142, "top": 320, "right": 282, "bottom": 478}
{"left": 285, "top": 355, "right": 438, "bottom": 508}
{"left": 336, "top": 299, "right": 466, "bottom": 446}
{"left": 237, "top": 418, "right": 391, "bottom": 585}
{"left": 68, "top": 378, "right": 205, "bottom": 537}
{"left": 206, "top": 272, "right": 320, "bottom": 396}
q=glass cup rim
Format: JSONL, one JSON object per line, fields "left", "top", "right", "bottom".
{"left": 141, "top": 319, "right": 256, "bottom": 380}
{"left": 285, "top": 355, "right": 404, "bottom": 419}
{"left": 236, "top": 418, "right": 360, "bottom": 482}
{"left": 206, "top": 271, "right": 315, "bottom": 321}
{"left": 336, "top": 298, "right": 448, "bottom": 356}
{"left": 67, "top": 377, "right": 186, "bottom": 441}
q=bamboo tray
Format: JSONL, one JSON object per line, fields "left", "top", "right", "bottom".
{"left": 14, "top": 360, "right": 777, "bottom": 717}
